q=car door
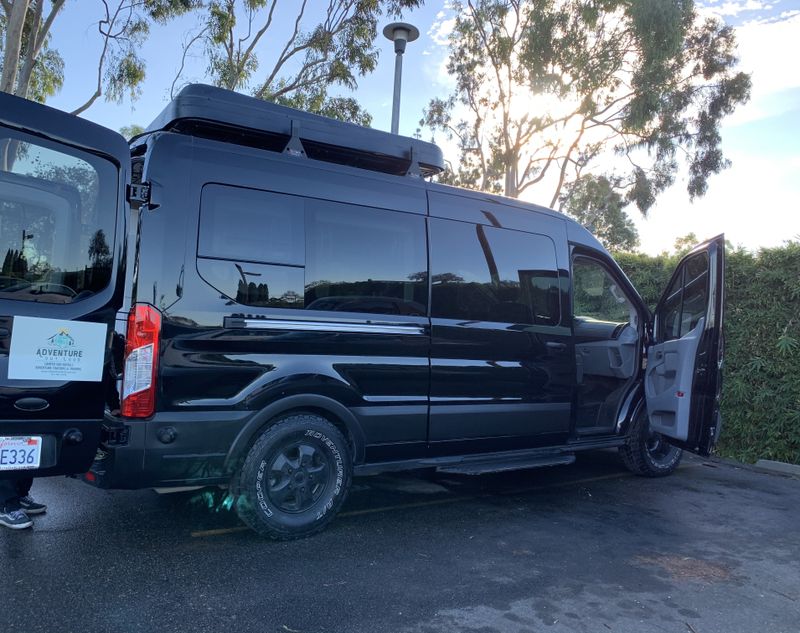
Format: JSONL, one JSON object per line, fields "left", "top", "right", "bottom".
{"left": 645, "top": 235, "right": 724, "bottom": 455}
{"left": 428, "top": 216, "right": 573, "bottom": 454}
{"left": 0, "top": 92, "right": 130, "bottom": 476}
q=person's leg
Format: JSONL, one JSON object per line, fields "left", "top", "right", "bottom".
{"left": 0, "top": 478, "right": 33, "bottom": 529}
{"left": 16, "top": 477, "right": 46, "bottom": 515}
{"left": 15, "top": 477, "right": 32, "bottom": 498}
{"left": 0, "top": 478, "right": 20, "bottom": 510}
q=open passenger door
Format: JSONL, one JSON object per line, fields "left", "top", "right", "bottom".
{"left": 645, "top": 235, "right": 725, "bottom": 456}
{"left": 1, "top": 92, "right": 130, "bottom": 476}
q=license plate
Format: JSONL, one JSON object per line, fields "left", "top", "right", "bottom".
{"left": 0, "top": 436, "right": 42, "bottom": 471}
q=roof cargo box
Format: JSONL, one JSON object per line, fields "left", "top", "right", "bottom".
{"left": 146, "top": 84, "right": 445, "bottom": 178}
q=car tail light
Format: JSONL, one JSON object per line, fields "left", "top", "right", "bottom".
{"left": 121, "top": 304, "right": 161, "bottom": 418}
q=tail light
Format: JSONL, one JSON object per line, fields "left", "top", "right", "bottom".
{"left": 121, "top": 304, "right": 161, "bottom": 418}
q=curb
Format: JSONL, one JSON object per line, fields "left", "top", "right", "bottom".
{"left": 752, "top": 459, "right": 800, "bottom": 478}
{"left": 693, "top": 455, "right": 800, "bottom": 479}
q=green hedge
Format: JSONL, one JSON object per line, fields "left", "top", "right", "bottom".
{"left": 615, "top": 243, "right": 800, "bottom": 464}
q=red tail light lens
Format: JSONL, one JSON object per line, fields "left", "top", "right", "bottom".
{"left": 121, "top": 304, "right": 161, "bottom": 418}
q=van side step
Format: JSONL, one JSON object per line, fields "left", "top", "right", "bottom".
{"left": 436, "top": 453, "right": 575, "bottom": 476}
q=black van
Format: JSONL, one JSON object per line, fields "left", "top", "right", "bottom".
{"left": 0, "top": 85, "right": 724, "bottom": 539}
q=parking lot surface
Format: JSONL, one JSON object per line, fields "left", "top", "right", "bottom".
{"left": 1, "top": 451, "right": 798, "bottom": 633}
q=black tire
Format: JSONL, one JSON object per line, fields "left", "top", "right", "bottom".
{"left": 234, "top": 413, "right": 352, "bottom": 540}
{"left": 619, "top": 409, "right": 683, "bottom": 477}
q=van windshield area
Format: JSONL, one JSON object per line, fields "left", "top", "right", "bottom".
{"left": 0, "top": 129, "right": 117, "bottom": 304}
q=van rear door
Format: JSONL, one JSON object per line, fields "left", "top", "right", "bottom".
{"left": 0, "top": 92, "right": 129, "bottom": 476}
{"left": 644, "top": 235, "right": 725, "bottom": 456}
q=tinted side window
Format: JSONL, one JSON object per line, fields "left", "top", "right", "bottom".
{"left": 657, "top": 252, "right": 709, "bottom": 341}
{"left": 430, "top": 218, "right": 560, "bottom": 324}
{"left": 659, "top": 271, "right": 683, "bottom": 340}
{"left": 681, "top": 253, "right": 709, "bottom": 335}
{"left": 572, "top": 257, "right": 634, "bottom": 323}
{"left": 0, "top": 129, "right": 117, "bottom": 304}
{"left": 198, "top": 184, "right": 304, "bottom": 265}
{"left": 305, "top": 201, "right": 427, "bottom": 316}
{"left": 196, "top": 259, "right": 304, "bottom": 309}
{"left": 197, "top": 185, "right": 427, "bottom": 316}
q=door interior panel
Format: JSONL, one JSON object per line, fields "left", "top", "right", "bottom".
{"left": 575, "top": 324, "right": 637, "bottom": 379}
{"left": 645, "top": 318, "right": 704, "bottom": 440}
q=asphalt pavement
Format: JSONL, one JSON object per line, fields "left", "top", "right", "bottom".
{"left": 1, "top": 451, "right": 798, "bottom": 633}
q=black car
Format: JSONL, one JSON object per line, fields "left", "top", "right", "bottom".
{"left": 0, "top": 85, "right": 724, "bottom": 539}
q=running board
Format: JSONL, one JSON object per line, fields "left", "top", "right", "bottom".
{"left": 354, "top": 438, "right": 623, "bottom": 476}
{"left": 436, "top": 453, "right": 575, "bottom": 476}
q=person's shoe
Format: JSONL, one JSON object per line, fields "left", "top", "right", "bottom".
{"left": 0, "top": 508, "right": 33, "bottom": 530}
{"left": 18, "top": 495, "right": 46, "bottom": 515}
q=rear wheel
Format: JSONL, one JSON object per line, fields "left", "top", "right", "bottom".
{"left": 234, "top": 413, "right": 352, "bottom": 540}
{"left": 619, "top": 408, "right": 682, "bottom": 477}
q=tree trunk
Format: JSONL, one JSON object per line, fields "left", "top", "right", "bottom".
{"left": 1, "top": 0, "right": 30, "bottom": 95}
{"left": 504, "top": 162, "right": 518, "bottom": 198}
{"left": 15, "top": 0, "right": 43, "bottom": 99}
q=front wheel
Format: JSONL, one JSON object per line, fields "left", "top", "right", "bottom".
{"left": 234, "top": 413, "right": 352, "bottom": 540}
{"left": 619, "top": 409, "right": 682, "bottom": 477}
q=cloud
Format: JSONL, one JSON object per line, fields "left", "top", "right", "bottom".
{"left": 423, "top": 8, "right": 457, "bottom": 89}
{"left": 718, "top": 11, "right": 800, "bottom": 126}
{"left": 700, "top": 0, "right": 775, "bottom": 18}
{"left": 634, "top": 150, "right": 800, "bottom": 254}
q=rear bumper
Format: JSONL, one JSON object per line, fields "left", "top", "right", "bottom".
{"left": 82, "top": 410, "right": 252, "bottom": 489}
{"left": 1, "top": 419, "right": 102, "bottom": 479}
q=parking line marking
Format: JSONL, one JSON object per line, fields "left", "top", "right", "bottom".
{"left": 190, "top": 464, "right": 699, "bottom": 537}
{"left": 339, "top": 496, "right": 473, "bottom": 518}
{"left": 191, "top": 526, "right": 250, "bottom": 538}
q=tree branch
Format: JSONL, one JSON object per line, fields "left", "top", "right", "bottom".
{"left": 256, "top": 0, "right": 309, "bottom": 98}
{"left": 70, "top": 0, "right": 120, "bottom": 115}
{"left": 171, "top": 25, "right": 210, "bottom": 99}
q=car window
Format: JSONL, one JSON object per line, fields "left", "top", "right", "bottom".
{"left": 429, "top": 218, "right": 560, "bottom": 325}
{"left": 196, "top": 185, "right": 427, "bottom": 316}
{"left": 0, "top": 129, "right": 117, "bottom": 304}
{"left": 657, "top": 252, "right": 709, "bottom": 341}
{"left": 572, "top": 257, "right": 633, "bottom": 324}
{"left": 198, "top": 184, "right": 304, "bottom": 266}
{"left": 304, "top": 200, "right": 427, "bottom": 316}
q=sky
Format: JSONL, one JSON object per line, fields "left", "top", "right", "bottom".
{"left": 41, "top": 0, "right": 800, "bottom": 255}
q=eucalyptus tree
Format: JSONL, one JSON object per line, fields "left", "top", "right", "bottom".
{"left": 0, "top": 0, "right": 197, "bottom": 110}
{"left": 171, "top": 0, "right": 423, "bottom": 123}
{"left": 422, "top": 0, "right": 751, "bottom": 214}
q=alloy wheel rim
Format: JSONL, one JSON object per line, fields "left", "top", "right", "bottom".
{"left": 266, "top": 440, "right": 330, "bottom": 513}
{"left": 645, "top": 431, "right": 673, "bottom": 462}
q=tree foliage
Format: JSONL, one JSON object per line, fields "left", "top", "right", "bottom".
{"left": 119, "top": 123, "right": 146, "bottom": 139}
{"left": 0, "top": 0, "right": 65, "bottom": 100}
{"left": 560, "top": 174, "right": 639, "bottom": 251}
{"left": 171, "top": 0, "right": 422, "bottom": 123}
{"left": 616, "top": 242, "right": 800, "bottom": 465}
{"left": 422, "top": 0, "right": 751, "bottom": 214}
{"left": 0, "top": 1, "right": 196, "bottom": 112}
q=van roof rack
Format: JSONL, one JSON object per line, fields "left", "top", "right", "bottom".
{"left": 146, "top": 84, "right": 445, "bottom": 178}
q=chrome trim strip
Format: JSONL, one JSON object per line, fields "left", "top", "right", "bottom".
{"left": 241, "top": 318, "right": 426, "bottom": 335}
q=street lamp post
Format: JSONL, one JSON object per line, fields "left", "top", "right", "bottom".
{"left": 383, "top": 22, "right": 419, "bottom": 135}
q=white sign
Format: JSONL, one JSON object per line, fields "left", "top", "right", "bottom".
{"left": 8, "top": 316, "right": 107, "bottom": 382}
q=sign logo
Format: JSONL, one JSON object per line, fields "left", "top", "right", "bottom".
{"left": 47, "top": 328, "right": 75, "bottom": 348}
{"left": 36, "top": 327, "right": 83, "bottom": 360}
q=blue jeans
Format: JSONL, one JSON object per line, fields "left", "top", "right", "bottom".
{"left": 0, "top": 477, "right": 32, "bottom": 511}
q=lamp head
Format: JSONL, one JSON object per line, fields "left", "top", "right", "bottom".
{"left": 383, "top": 22, "right": 420, "bottom": 54}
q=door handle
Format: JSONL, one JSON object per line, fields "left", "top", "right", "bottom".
{"left": 546, "top": 342, "right": 567, "bottom": 352}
